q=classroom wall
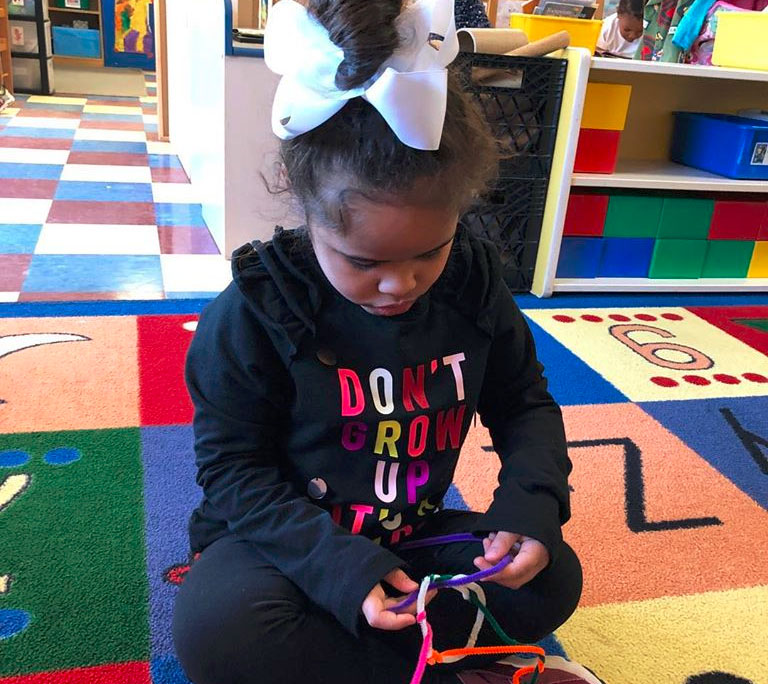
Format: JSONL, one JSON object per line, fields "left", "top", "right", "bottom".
{"left": 166, "top": 0, "right": 226, "bottom": 250}
{"left": 223, "top": 57, "right": 301, "bottom": 253}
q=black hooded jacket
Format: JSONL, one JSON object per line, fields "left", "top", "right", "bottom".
{"left": 185, "top": 227, "right": 571, "bottom": 635}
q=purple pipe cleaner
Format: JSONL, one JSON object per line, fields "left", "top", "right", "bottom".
{"left": 390, "top": 533, "right": 519, "bottom": 612}
{"left": 397, "top": 533, "right": 480, "bottom": 551}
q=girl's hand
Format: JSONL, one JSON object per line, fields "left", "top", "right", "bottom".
{"left": 473, "top": 531, "right": 549, "bottom": 589}
{"left": 361, "top": 568, "right": 435, "bottom": 631}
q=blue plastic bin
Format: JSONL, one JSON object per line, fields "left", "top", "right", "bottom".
{"left": 556, "top": 238, "right": 604, "bottom": 278}
{"left": 671, "top": 112, "right": 768, "bottom": 180}
{"left": 598, "top": 237, "right": 655, "bottom": 278}
{"left": 52, "top": 26, "right": 101, "bottom": 59}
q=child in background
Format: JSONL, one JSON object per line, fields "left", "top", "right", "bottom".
{"left": 597, "top": 0, "right": 645, "bottom": 58}
{"left": 172, "top": 1, "right": 598, "bottom": 682}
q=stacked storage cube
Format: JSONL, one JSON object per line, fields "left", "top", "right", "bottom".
{"left": 573, "top": 82, "right": 632, "bottom": 174}
{"left": 711, "top": 198, "right": 768, "bottom": 278}
{"left": 8, "top": 0, "right": 53, "bottom": 94}
{"left": 9, "top": 16, "right": 52, "bottom": 55}
{"left": 557, "top": 191, "right": 768, "bottom": 279}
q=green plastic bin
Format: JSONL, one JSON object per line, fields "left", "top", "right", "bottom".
{"left": 604, "top": 195, "right": 663, "bottom": 238}
{"left": 657, "top": 197, "right": 715, "bottom": 239}
{"left": 701, "top": 241, "right": 755, "bottom": 278}
{"left": 649, "top": 239, "right": 708, "bottom": 279}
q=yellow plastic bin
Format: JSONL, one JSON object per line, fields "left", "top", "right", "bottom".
{"left": 509, "top": 14, "right": 602, "bottom": 54}
{"left": 712, "top": 12, "right": 768, "bottom": 71}
{"left": 581, "top": 83, "right": 632, "bottom": 131}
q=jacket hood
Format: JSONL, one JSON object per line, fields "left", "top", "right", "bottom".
{"left": 231, "top": 227, "right": 321, "bottom": 358}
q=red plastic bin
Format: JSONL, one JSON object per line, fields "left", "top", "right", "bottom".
{"left": 563, "top": 192, "right": 609, "bottom": 236}
{"left": 709, "top": 199, "right": 768, "bottom": 240}
{"left": 759, "top": 207, "right": 768, "bottom": 240}
{"left": 573, "top": 128, "right": 621, "bottom": 174}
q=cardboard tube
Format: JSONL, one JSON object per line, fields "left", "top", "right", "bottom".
{"left": 506, "top": 30, "right": 570, "bottom": 57}
{"left": 457, "top": 28, "right": 529, "bottom": 55}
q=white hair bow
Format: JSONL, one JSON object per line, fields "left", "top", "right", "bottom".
{"left": 264, "top": 0, "right": 459, "bottom": 151}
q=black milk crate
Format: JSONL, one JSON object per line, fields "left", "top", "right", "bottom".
{"left": 454, "top": 52, "right": 567, "bottom": 291}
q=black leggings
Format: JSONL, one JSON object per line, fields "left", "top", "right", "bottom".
{"left": 172, "top": 511, "right": 582, "bottom": 684}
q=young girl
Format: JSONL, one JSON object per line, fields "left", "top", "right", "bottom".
{"left": 597, "top": 0, "right": 645, "bottom": 58}
{"left": 172, "top": 1, "right": 595, "bottom": 682}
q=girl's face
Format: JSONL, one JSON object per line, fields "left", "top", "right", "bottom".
{"left": 618, "top": 13, "right": 643, "bottom": 42}
{"left": 310, "top": 199, "right": 458, "bottom": 317}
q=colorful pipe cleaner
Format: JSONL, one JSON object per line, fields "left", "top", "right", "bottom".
{"left": 392, "top": 534, "right": 546, "bottom": 684}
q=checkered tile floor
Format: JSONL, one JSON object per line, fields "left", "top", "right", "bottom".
{"left": 0, "top": 74, "right": 231, "bottom": 302}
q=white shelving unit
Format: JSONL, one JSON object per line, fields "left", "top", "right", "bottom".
{"left": 572, "top": 160, "right": 768, "bottom": 194}
{"left": 556, "top": 277, "right": 768, "bottom": 292}
{"left": 590, "top": 56, "right": 768, "bottom": 83}
{"left": 533, "top": 55, "right": 768, "bottom": 297}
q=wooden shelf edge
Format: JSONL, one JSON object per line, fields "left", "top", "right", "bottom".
{"left": 590, "top": 56, "right": 768, "bottom": 83}
{"left": 554, "top": 278, "right": 768, "bottom": 292}
{"left": 48, "top": 7, "right": 100, "bottom": 16}
{"left": 53, "top": 54, "right": 103, "bottom": 66}
{"left": 572, "top": 161, "right": 768, "bottom": 194}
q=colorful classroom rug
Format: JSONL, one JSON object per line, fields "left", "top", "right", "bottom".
{"left": 1, "top": 295, "right": 767, "bottom": 684}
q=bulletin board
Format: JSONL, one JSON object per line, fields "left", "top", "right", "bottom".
{"left": 101, "top": 0, "right": 156, "bottom": 70}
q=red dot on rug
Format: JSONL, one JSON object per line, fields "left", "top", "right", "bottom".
{"left": 609, "top": 314, "right": 631, "bottom": 322}
{"left": 651, "top": 376, "right": 678, "bottom": 387}
{"left": 743, "top": 373, "right": 768, "bottom": 383}
{"left": 683, "top": 375, "right": 710, "bottom": 386}
{"left": 714, "top": 374, "right": 740, "bottom": 385}
{"left": 553, "top": 315, "right": 575, "bottom": 323}
{"left": 581, "top": 315, "right": 603, "bottom": 322}
{"left": 662, "top": 313, "right": 683, "bottom": 321}
{"left": 635, "top": 314, "right": 657, "bottom": 321}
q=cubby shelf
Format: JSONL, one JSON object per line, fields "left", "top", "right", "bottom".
{"left": 49, "top": 6, "right": 99, "bottom": 15}
{"left": 48, "top": 0, "right": 104, "bottom": 66}
{"left": 531, "top": 49, "right": 768, "bottom": 297}
{"left": 591, "top": 56, "right": 768, "bottom": 83}
{"left": 572, "top": 160, "right": 768, "bottom": 194}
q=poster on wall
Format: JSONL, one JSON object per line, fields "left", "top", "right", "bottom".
{"left": 115, "top": 0, "right": 153, "bottom": 56}
{"left": 102, "top": 0, "right": 156, "bottom": 70}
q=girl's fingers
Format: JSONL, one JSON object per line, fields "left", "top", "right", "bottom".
{"left": 385, "top": 588, "right": 437, "bottom": 616}
{"left": 477, "top": 540, "right": 549, "bottom": 589}
{"left": 473, "top": 555, "right": 497, "bottom": 574}
{"left": 384, "top": 568, "right": 419, "bottom": 594}
{"left": 372, "top": 610, "right": 417, "bottom": 631}
{"left": 485, "top": 532, "right": 523, "bottom": 563}
{"left": 485, "top": 535, "right": 511, "bottom": 563}
{"left": 498, "top": 562, "right": 538, "bottom": 590}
